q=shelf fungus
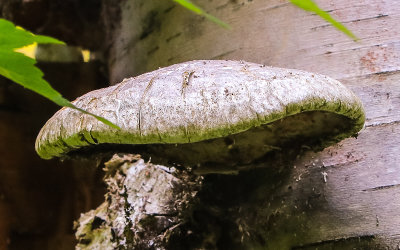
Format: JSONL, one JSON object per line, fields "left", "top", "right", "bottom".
{"left": 35, "top": 60, "right": 365, "bottom": 172}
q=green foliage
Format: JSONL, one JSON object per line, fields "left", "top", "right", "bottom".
{"left": 173, "top": 0, "right": 231, "bottom": 29}
{"left": 0, "top": 18, "right": 120, "bottom": 129}
{"left": 290, "top": 0, "right": 358, "bottom": 41}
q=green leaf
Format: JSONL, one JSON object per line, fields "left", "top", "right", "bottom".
{"left": 173, "top": 0, "right": 231, "bottom": 29}
{"left": 0, "top": 19, "right": 64, "bottom": 50}
{"left": 0, "top": 51, "right": 64, "bottom": 104}
{"left": 290, "top": 0, "right": 359, "bottom": 41}
{"left": 0, "top": 18, "right": 120, "bottom": 129}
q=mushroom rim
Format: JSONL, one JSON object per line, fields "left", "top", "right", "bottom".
{"left": 35, "top": 60, "right": 366, "bottom": 160}
{"left": 36, "top": 97, "right": 365, "bottom": 160}
{"left": 58, "top": 110, "right": 363, "bottom": 170}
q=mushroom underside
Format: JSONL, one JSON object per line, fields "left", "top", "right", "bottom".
{"left": 68, "top": 110, "right": 355, "bottom": 170}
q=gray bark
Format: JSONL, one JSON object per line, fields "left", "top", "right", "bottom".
{"left": 75, "top": 154, "right": 202, "bottom": 249}
{"left": 76, "top": 0, "right": 400, "bottom": 249}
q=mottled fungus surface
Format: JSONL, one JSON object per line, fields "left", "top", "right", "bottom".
{"left": 35, "top": 60, "right": 365, "bottom": 169}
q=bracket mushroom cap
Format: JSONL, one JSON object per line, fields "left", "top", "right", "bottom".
{"left": 35, "top": 60, "right": 365, "bottom": 167}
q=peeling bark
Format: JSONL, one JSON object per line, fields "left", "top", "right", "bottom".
{"left": 75, "top": 154, "right": 202, "bottom": 249}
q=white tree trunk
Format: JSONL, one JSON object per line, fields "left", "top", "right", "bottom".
{"left": 76, "top": 0, "right": 400, "bottom": 248}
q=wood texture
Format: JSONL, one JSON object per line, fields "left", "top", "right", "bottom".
{"left": 107, "top": 0, "right": 400, "bottom": 81}
{"left": 258, "top": 122, "right": 400, "bottom": 248}
{"left": 97, "top": 0, "right": 400, "bottom": 248}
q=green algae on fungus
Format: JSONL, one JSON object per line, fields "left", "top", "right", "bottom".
{"left": 35, "top": 60, "right": 365, "bottom": 167}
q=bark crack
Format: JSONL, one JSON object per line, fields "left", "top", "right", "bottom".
{"left": 138, "top": 75, "right": 157, "bottom": 136}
